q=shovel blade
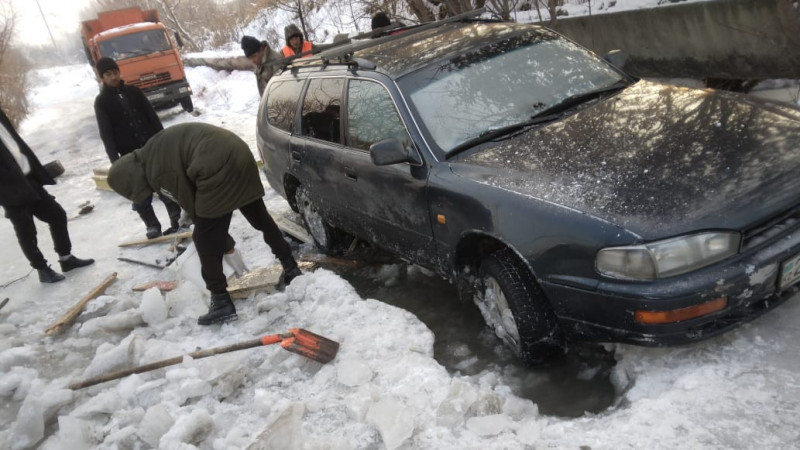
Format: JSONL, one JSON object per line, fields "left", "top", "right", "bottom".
{"left": 281, "top": 328, "right": 339, "bottom": 364}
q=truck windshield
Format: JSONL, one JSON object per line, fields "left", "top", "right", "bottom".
{"left": 98, "top": 29, "right": 171, "bottom": 60}
{"left": 397, "top": 31, "right": 627, "bottom": 156}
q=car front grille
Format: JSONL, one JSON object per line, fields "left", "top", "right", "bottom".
{"left": 129, "top": 72, "right": 171, "bottom": 89}
{"left": 741, "top": 202, "right": 800, "bottom": 252}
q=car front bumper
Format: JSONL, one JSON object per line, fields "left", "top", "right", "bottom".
{"left": 541, "top": 227, "right": 800, "bottom": 346}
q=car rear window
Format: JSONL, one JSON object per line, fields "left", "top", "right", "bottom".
{"left": 266, "top": 79, "right": 304, "bottom": 132}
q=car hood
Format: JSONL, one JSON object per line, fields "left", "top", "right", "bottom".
{"left": 454, "top": 80, "right": 800, "bottom": 239}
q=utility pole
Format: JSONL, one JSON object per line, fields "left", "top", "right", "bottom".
{"left": 34, "top": 0, "right": 58, "bottom": 51}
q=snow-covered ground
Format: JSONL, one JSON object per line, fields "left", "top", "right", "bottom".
{"left": 1, "top": 59, "right": 800, "bottom": 449}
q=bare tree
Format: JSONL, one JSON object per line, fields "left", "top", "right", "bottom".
{"left": 0, "top": 0, "right": 28, "bottom": 126}
{"left": 274, "top": 0, "right": 322, "bottom": 42}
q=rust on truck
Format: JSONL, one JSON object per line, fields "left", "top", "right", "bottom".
{"left": 81, "top": 7, "right": 194, "bottom": 112}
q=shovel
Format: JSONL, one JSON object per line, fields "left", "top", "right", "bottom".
{"left": 69, "top": 328, "right": 339, "bottom": 390}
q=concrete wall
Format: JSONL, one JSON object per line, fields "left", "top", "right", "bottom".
{"left": 549, "top": 0, "right": 800, "bottom": 79}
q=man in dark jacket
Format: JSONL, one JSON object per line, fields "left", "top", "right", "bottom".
{"left": 107, "top": 123, "right": 302, "bottom": 326}
{"left": 241, "top": 35, "right": 281, "bottom": 97}
{"left": 93, "top": 57, "right": 182, "bottom": 239}
{"left": 0, "top": 108, "right": 94, "bottom": 283}
{"left": 281, "top": 24, "right": 314, "bottom": 58}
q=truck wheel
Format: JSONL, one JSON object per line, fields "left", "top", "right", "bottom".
{"left": 474, "top": 248, "right": 567, "bottom": 365}
{"left": 180, "top": 97, "right": 194, "bottom": 113}
{"left": 296, "top": 185, "right": 346, "bottom": 255}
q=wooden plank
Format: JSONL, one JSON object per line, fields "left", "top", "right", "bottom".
{"left": 273, "top": 214, "right": 311, "bottom": 244}
{"left": 118, "top": 230, "right": 193, "bottom": 247}
{"left": 92, "top": 175, "right": 112, "bottom": 191}
{"left": 227, "top": 265, "right": 282, "bottom": 299}
{"left": 299, "top": 254, "right": 361, "bottom": 268}
{"left": 44, "top": 273, "right": 117, "bottom": 335}
{"left": 132, "top": 281, "right": 179, "bottom": 292}
{"left": 226, "top": 261, "right": 318, "bottom": 299}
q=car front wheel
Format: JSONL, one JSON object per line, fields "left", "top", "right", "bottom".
{"left": 474, "top": 248, "right": 567, "bottom": 365}
{"left": 296, "top": 186, "right": 345, "bottom": 255}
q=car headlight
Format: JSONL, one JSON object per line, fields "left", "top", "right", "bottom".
{"left": 596, "top": 231, "right": 741, "bottom": 280}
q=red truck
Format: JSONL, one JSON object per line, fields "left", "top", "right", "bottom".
{"left": 81, "top": 7, "right": 193, "bottom": 112}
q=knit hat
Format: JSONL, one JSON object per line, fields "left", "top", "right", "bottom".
{"left": 371, "top": 12, "right": 391, "bottom": 30}
{"left": 96, "top": 57, "right": 119, "bottom": 75}
{"left": 240, "top": 35, "right": 262, "bottom": 57}
{"left": 284, "top": 24, "right": 303, "bottom": 43}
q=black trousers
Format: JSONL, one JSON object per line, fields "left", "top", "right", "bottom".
{"left": 132, "top": 193, "right": 181, "bottom": 226}
{"left": 4, "top": 180, "right": 70, "bottom": 270}
{"left": 193, "top": 198, "right": 292, "bottom": 294}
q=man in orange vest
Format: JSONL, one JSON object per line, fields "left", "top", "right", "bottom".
{"left": 281, "top": 24, "right": 314, "bottom": 58}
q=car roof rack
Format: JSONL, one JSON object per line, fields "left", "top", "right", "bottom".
{"left": 272, "top": 8, "right": 488, "bottom": 71}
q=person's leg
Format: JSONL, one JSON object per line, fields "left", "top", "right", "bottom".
{"left": 5, "top": 205, "right": 48, "bottom": 270}
{"left": 26, "top": 187, "right": 70, "bottom": 256}
{"left": 193, "top": 213, "right": 237, "bottom": 325}
{"left": 5, "top": 201, "right": 65, "bottom": 283}
{"left": 133, "top": 195, "right": 161, "bottom": 238}
{"left": 159, "top": 195, "right": 183, "bottom": 234}
{"left": 238, "top": 199, "right": 292, "bottom": 260}
{"left": 238, "top": 199, "right": 301, "bottom": 285}
{"left": 26, "top": 187, "right": 94, "bottom": 273}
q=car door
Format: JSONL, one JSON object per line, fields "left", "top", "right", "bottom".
{"left": 340, "top": 78, "right": 434, "bottom": 263}
{"left": 293, "top": 77, "right": 350, "bottom": 226}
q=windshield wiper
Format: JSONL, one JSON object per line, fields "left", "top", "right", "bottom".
{"left": 446, "top": 80, "right": 629, "bottom": 157}
{"left": 532, "top": 80, "right": 629, "bottom": 119}
{"left": 447, "top": 112, "right": 565, "bottom": 156}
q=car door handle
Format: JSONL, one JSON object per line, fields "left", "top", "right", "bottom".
{"left": 344, "top": 167, "right": 357, "bottom": 181}
{"left": 291, "top": 150, "right": 302, "bottom": 161}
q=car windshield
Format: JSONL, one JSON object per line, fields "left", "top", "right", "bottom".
{"left": 398, "top": 31, "right": 627, "bottom": 155}
{"left": 98, "top": 29, "right": 171, "bottom": 60}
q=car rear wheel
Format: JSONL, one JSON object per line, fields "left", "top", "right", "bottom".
{"left": 475, "top": 248, "right": 567, "bottom": 365}
{"left": 296, "top": 185, "right": 345, "bottom": 255}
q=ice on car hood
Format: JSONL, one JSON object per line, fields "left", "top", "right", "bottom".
{"left": 455, "top": 81, "right": 800, "bottom": 238}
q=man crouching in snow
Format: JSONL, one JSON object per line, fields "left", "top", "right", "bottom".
{"left": 107, "top": 122, "right": 302, "bottom": 325}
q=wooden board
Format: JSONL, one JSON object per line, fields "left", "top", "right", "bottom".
{"left": 118, "top": 230, "right": 193, "bottom": 247}
{"left": 132, "top": 281, "right": 179, "bottom": 292}
{"left": 227, "top": 265, "right": 282, "bottom": 299}
{"left": 45, "top": 273, "right": 117, "bottom": 335}
{"left": 92, "top": 175, "right": 112, "bottom": 191}
{"left": 226, "top": 261, "right": 318, "bottom": 299}
{"left": 273, "top": 214, "right": 312, "bottom": 244}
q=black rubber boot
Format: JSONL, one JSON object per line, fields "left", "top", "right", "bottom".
{"left": 163, "top": 200, "right": 183, "bottom": 235}
{"left": 197, "top": 292, "right": 238, "bottom": 325}
{"left": 59, "top": 255, "right": 95, "bottom": 272}
{"left": 280, "top": 256, "right": 302, "bottom": 286}
{"left": 38, "top": 266, "right": 65, "bottom": 283}
{"left": 136, "top": 207, "right": 162, "bottom": 239}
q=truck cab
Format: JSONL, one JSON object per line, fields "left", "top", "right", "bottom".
{"left": 82, "top": 7, "right": 193, "bottom": 112}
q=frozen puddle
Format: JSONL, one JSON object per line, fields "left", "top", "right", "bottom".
{"left": 337, "top": 262, "right": 619, "bottom": 417}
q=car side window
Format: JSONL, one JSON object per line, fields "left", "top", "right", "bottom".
{"left": 347, "top": 80, "right": 410, "bottom": 152}
{"left": 300, "top": 78, "right": 343, "bottom": 144}
{"left": 266, "top": 79, "right": 304, "bottom": 133}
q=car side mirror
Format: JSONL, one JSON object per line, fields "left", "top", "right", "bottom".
{"left": 370, "top": 138, "right": 421, "bottom": 166}
{"left": 603, "top": 49, "right": 628, "bottom": 70}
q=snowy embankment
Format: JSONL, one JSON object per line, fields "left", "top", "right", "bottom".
{"left": 0, "top": 63, "right": 799, "bottom": 449}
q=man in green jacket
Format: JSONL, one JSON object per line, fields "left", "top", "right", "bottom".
{"left": 107, "top": 122, "right": 302, "bottom": 325}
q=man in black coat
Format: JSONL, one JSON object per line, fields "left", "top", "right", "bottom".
{"left": 93, "top": 57, "right": 182, "bottom": 239}
{"left": 0, "top": 107, "right": 94, "bottom": 283}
